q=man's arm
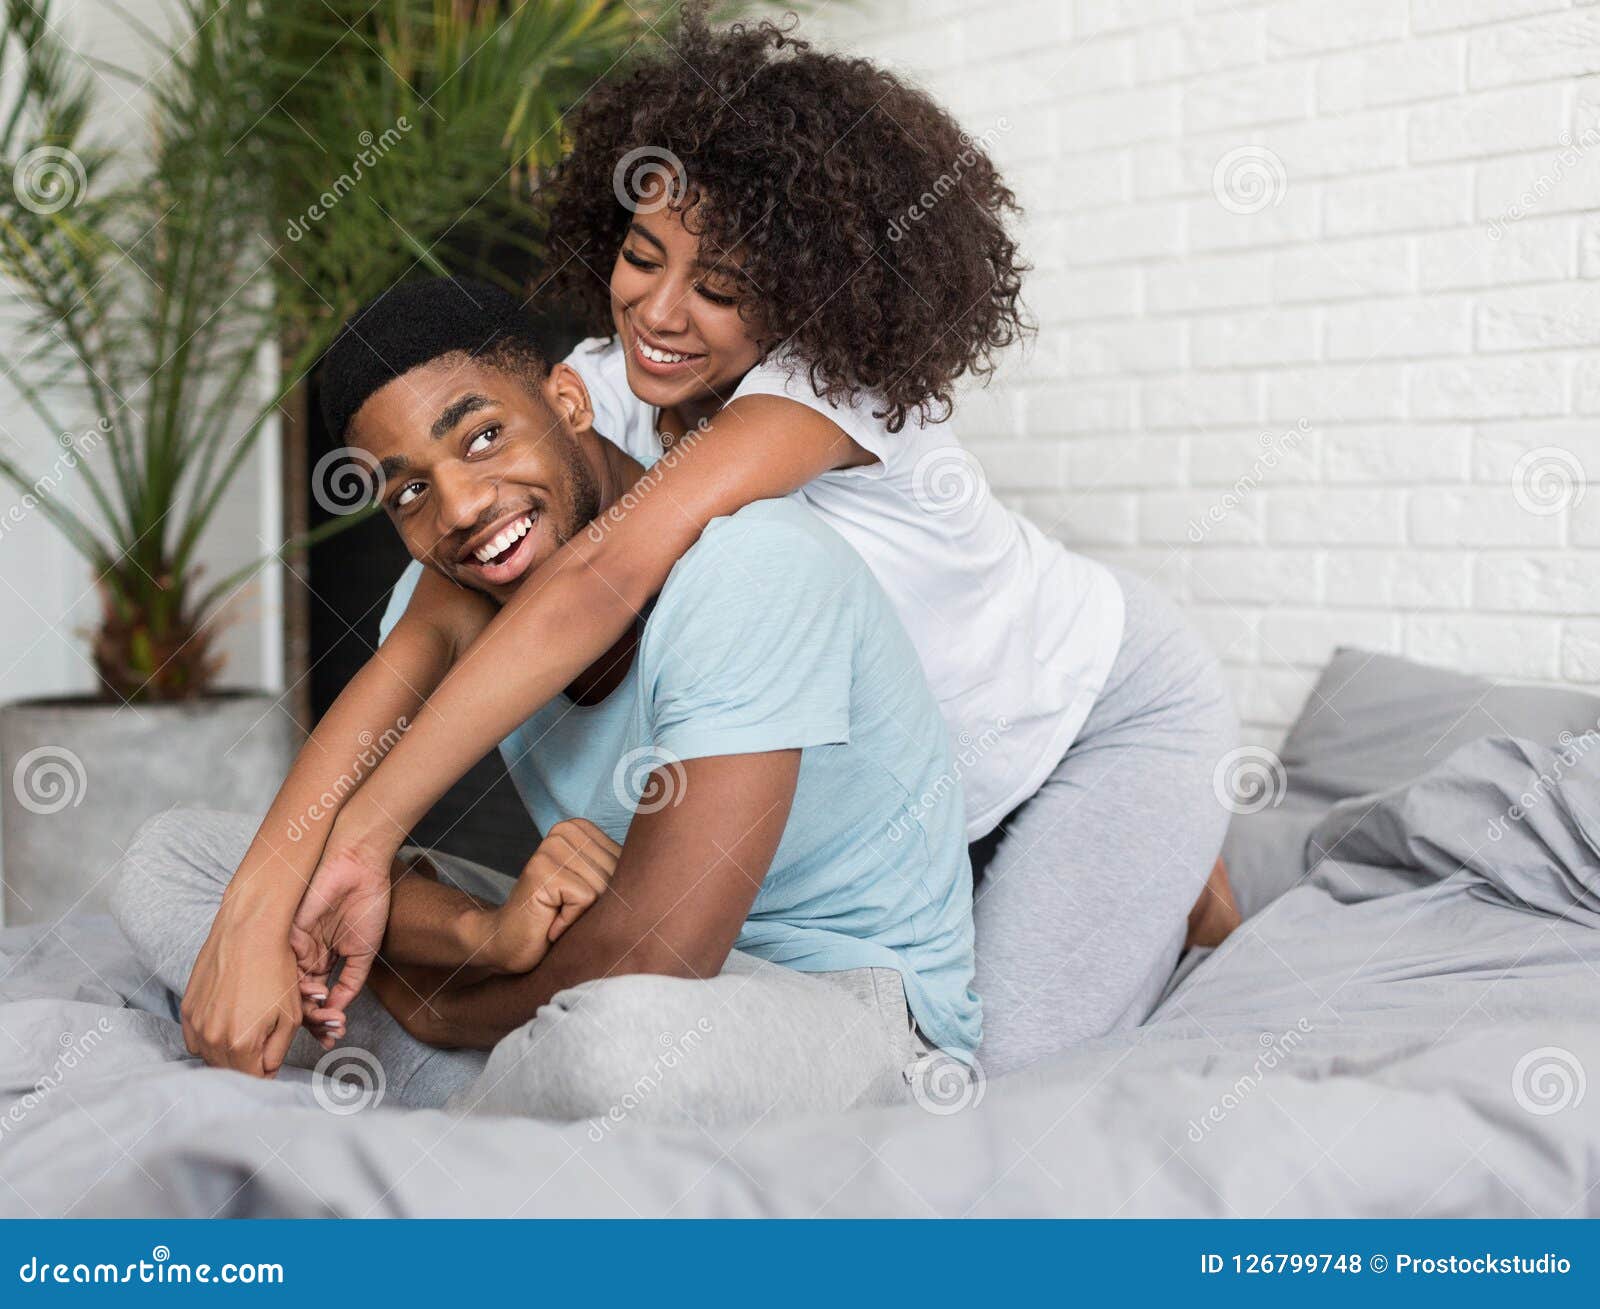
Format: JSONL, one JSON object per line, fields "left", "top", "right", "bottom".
{"left": 378, "top": 819, "right": 619, "bottom": 971}
{"left": 371, "top": 751, "right": 799, "bottom": 1049}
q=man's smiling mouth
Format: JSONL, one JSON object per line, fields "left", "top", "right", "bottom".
{"left": 458, "top": 510, "right": 539, "bottom": 587}
{"left": 472, "top": 514, "right": 532, "bottom": 563}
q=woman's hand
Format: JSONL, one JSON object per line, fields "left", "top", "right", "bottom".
{"left": 485, "top": 819, "right": 619, "bottom": 974}
{"left": 181, "top": 893, "right": 304, "bottom": 1077}
{"left": 290, "top": 824, "right": 395, "bottom": 1034}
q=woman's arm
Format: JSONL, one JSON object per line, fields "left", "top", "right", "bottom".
{"left": 326, "top": 396, "right": 867, "bottom": 864}
{"left": 181, "top": 568, "right": 493, "bottom": 1076}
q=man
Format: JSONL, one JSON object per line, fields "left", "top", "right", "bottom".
{"left": 113, "top": 279, "right": 978, "bottom": 1126}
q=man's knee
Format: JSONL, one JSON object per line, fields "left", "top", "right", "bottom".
{"left": 111, "top": 807, "right": 252, "bottom": 941}
{"left": 463, "top": 975, "right": 718, "bottom": 1122}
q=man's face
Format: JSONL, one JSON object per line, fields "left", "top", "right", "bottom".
{"left": 350, "top": 354, "right": 599, "bottom": 602}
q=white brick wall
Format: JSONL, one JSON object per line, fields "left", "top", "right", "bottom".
{"left": 811, "top": 0, "right": 1600, "bottom": 741}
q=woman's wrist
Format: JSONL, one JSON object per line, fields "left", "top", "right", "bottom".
{"left": 325, "top": 797, "right": 408, "bottom": 869}
{"left": 217, "top": 841, "right": 314, "bottom": 922}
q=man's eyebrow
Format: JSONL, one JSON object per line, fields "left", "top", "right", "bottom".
{"left": 431, "top": 392, "right": 493, "bottom": 440}
{"left": 379, "top": 453, "right": 410, "bottom": 483}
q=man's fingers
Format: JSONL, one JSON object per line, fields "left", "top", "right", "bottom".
{"left": 547, "top": 901, "right": 588, "bottom": 941}
{"left": 563, "top": 817, "right": 619, "bottom": 857}
{"left": 540, "top": 875, "right": 599, "bottom": 941}
{"left": 562, "top": 821, "right": 620, "bottom": 874}
{"left": 574, "top": 855, "right": 613, "bottom": 894}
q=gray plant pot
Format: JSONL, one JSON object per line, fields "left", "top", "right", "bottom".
{"left": 0, "top": 692, "right": 296, "bottom": 927}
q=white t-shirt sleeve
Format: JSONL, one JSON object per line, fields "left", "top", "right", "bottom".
{"left": 562, "top": 337, "right": 661, "bottom": 468}
{"left": 728, "top": 351, "right": 900, "bottom": 469}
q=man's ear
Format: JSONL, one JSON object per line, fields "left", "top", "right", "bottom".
{"left": 544, "top": 362, "right": 594, "bottom": 434}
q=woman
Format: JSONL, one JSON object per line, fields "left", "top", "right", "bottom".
{"left": 189, "top": 8, "right": 1238, "bottom": 1079}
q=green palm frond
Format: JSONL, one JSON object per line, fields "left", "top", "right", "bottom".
{"left": 0, "top": 0, "right": 712, "bottom": 700}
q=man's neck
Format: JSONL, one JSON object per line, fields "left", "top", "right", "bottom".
{"left": 560, "top": 428, "right": 646, "bottom": 706}
{"left": 583, "top": 429, "right": 646, "bottom": 517}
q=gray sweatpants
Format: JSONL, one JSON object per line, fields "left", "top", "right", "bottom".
{"left": 110, "top": 810, "right": 924, "bottom": 1128}
{"left": 967, "top": 565, "right": 1238, "bottom": 1078}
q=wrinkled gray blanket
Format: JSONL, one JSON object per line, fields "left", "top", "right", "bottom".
{"left": 1, "top": 735, "right": 1596, "bottom": 1217}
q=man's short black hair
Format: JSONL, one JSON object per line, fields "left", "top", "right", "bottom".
{"left": 320, "top": 276, "right": 547, "bottom": 441}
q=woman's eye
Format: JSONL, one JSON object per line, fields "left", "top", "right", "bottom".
{"left": 467, "top": 425, "right": 500, "bottom": 455}
{"left": 394, "top": 481, "right": 424, "bottom": 508}
{"left": 696, "top": 283, "right": 738, "bottom": 307}
{"left": 621, "top": 247, "right": 658, "bottom": 271}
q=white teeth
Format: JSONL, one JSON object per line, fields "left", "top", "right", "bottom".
{"left": 473, "top": 515, "right": 531, "bottom": 564}
{"left": 639, "top": 341, "right": 691, "bottom": 365}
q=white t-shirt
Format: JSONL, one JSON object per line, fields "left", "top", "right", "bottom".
{"left": 566, "top": 337, "right": 1125, "bottom": 839}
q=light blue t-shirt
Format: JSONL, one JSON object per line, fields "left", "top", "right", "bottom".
{"left": 378, "top": 499, "right": 980, "bottom": 1055}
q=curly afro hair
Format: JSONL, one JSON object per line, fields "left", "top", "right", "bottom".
{"left": 540, "top": 6, "right": 1029, "bottom": 433}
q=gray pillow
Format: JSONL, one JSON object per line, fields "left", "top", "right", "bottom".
{"left": 1222, "top": 647, "right": 1600, "bottom": 918}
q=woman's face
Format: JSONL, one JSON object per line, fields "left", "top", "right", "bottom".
{"left": 608, "top": 189, "right": 763, "bottom": 419}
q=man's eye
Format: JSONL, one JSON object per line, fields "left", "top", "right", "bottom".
{"left": 394, "top": 481, "right": 424, "bottom": 508}
{"left": 467, "top": 425, "right": 500, "bottom": 455}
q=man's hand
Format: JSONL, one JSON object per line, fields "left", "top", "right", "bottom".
{"left": 181, "top": 896, "right": 303, "bottom": 1078}
{"left": 290, "top": 831, "right": 393, "bottom": 1046}
{"left": 485, "top": 819, "right": 619, "bottom": 973}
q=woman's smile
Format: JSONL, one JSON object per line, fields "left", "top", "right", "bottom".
{"left": 629, "top": 325, "right": 706, "bottom": 376}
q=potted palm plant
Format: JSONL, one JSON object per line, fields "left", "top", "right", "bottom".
{"left": 0, "top": 0, "right": 675, "bottom": 924}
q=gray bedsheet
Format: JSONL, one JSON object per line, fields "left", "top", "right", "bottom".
{"left": 2, "top": 734, "right": 1596, "bottom": 1217}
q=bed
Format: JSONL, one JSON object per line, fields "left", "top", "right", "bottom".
{"left": 2, "top": 647, "right": 1597, "bottom": 1217}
